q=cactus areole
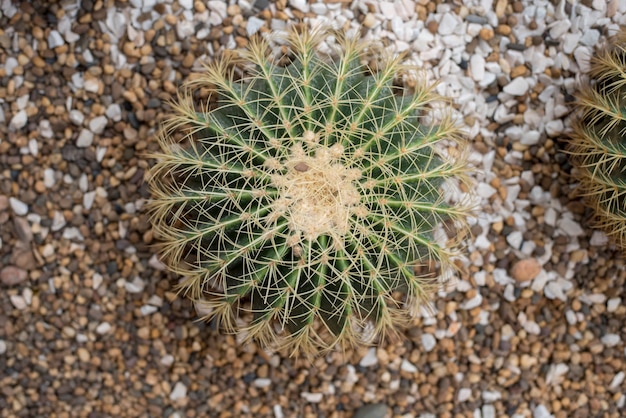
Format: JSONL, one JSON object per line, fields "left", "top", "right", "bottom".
{"left": 147, "top": 27, "right": 469, "bottom": 354}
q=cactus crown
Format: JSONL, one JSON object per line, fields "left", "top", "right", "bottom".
{"left": 570, "top": 30, "right": 626, "bottom": 249}
{"left": 147, "top": 27, "right": 470, "bottom": 355}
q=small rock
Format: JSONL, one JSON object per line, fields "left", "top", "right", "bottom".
{"left": 1, "top": 266, "right": 28, "bottom": 285}
{"left": 10, "top": 294, "right": 27, "bottom": 310}
{"left": 353, "top": 403, "right": 389, "bottom": 418}
{"left": 170, "top": 382, "right": 187, "bottom": 401}
{"left": 96, "top": 322, "right": 112, "bottom": 334}
{"left": 0, "top": 340, "right": 6, "bottom": 355}
{"left": 610, "top": 372, "right": 625, "bottom": 390}
{"left": 460, "top": 293, "right": 483, "bottom": 310}
{"left": 533, "top": 404, "right": 553, "bottom": 418}
{"left": 607, "top": 298, "right": 620, "bottom": 313}
{"left": 469, "top": 54, "right": 485, "bottom": 82}
{"left": 76, "top": 129, "right": 94, "bottom": 147}
{"left": 590, "top": 230, "right": 608, "bottom": 246}
{"left": 482, "top": 404, "right": 496, "bottom": 418}
{"left": 9, "top": 110, "right": 27, "bottom": 131}
{"left": 89, "top": 116, "right": 108, "bottom": 134}
{"left": 359, "top": 348, "right": 378, "bottom": 367}
{"left": 179, "top": 0, "right": 193, "bottom": 9}
{"left": 9, "top": 197, "right": 28, "bottom": 216}
{"left": 48, "top": 30, "right": 65, "bottom": 48}
{"left": 77, "top": 347, "right": 91, "bottom": 362}
{"left": 601, "top": 334, "right": 621, "bottom": 347}
{"left": 438, "top": 13, "right": 459, "bottom": 36}
{"left": 253, "top": 378, "right": 272, "bottom": 388}
{"left": 557, "top": 217, "right": 584, "bottom": 237}
{"left": 503, "top": 77, "right": 529, "bottom": 96}
{"left": 140, "top": 305, "right": 158, "bottom": 316}
{"left": 246, "top": 16, "right": 265, "bottom": 36}
{"left": 69, "top": 110, "right": 84, "bottom": 126}
{"left": 421, "top": 333, "right": 436, "bottom": 352}
{"left": 400, "top": 359, "right": 418, "bottom": 373}
{"left": 84, "top": 78, "right": 99, "bottom": 93}
{"left": 510, "top": 259, "right": 542, "bottom": 282}
{"left": 506, "top": 230, "right": 523, "bottom": 249}
{"left": 457, "top": 388, "right": 472, "bottom": 402}
{"left": 300, "top": 392, "right": 323, "bottom": 403}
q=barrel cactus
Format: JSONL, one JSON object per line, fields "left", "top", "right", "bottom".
{"left": 570, "top": 30, "right": 626, "bottom": 250}
{"left": 147, "top": 27, "right": 470, "bottom": 355}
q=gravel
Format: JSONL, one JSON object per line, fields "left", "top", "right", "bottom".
{"left": 1, "top": 0, "right": 625, "bottom": 417}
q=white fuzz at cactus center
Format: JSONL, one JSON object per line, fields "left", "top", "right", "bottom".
{"left": 147, "top": 26, "right": 472, "bottom": 355}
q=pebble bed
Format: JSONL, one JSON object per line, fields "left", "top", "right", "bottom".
{"left": 1, "top": 0, "right": 625, "bottom": 417}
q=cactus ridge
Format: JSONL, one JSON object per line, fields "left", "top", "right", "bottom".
{"left": 147, "top": 27, "right": 470, "bottom": 354}
{"left": 570, "top": 30, "right": 626, "bottom": 249}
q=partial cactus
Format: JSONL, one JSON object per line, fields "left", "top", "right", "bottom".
{"left": 570, "top": 30, "right": 626, "bottom": 250}
{"left": 147, "top": 27, "right": 470, "bottom": 354}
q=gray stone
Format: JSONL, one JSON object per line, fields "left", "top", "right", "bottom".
{"left": 354, "top": 403, "right": 389, "bottom": 418}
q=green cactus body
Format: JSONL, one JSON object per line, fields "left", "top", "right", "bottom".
{"left": 570, "top": 31, "right": 626, "bottom": 250}
{"left": 147, "top": 28, "right": 470, "bottom": 354}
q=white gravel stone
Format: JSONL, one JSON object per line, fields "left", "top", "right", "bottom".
{"left": 76, "top": 129, "right": 94, "bottom": 147}
{"left": 607, "top": 298, "right": 621, "bottom": 313}
{"left": 69, "top": 110, "right": 84, "bottom": 126}
{"left": 503, "top": 77, "right": 529, "bottom": 96}
{"left": 590, "top": 230, "right": 608, "bottom": 246}
{"left": 601, "top": 334, "right": 621, "bottom": 347}
{"left": 10, "top": 295, "right": 27, "bottom": 310}
{"left": 9, "top": 197, "right": 28, "bottom": 216}
{"left": 460, "top": 293, "right": 482, "bottom": 310}
{"left": 469, "top": 54, "right": 485, "bottom": 82}
{"left": 482, "top": 404, "right": 496, "bottom": 418}
{"left": 105, "top": 104, "right": 122, "bottom": 121}
{"left": 253, "top": 378, "right": 272, "bottom": 388}
{"left": 179, "top": 0, "right": 193, "bottom": 9}
{"left": 359, "top": 348, "right": 378, "bottom": 367}
{"left": 556, "top": 217, "right": 584, "bottom": 237}
{"left": 476, "top": 183, "right": 497, "bottom": 199}
{"left": 457, "top": 388, "right": 472, "bottom": 402}
{"left": 0, "top": 340, "right": 6, "bottom": 355}
{"left": 96, "top": 322, "right": 111, "bottom": 335}
{"left": 247, "top": 16, "right": 266, "bottom": 36}
{"left": 140, "top": 305, "right": 158, "bottom": 316}
{"left": 48, "top": 30, "right": 65, "bottom": 48}
{"left": 482, "top": 391, "right": 501, "bottom": 402}
{"left": 301, "top": 392, "right": 323, "bottom": 403}
{"left": 160, "top": 354, "right": 174, "bottom": 366}
{"left": 170, "top": 382, "right": 187, "bottom": 401}
{"left": 533, "top": 404, "right": 553, "bottom": 418}
{"left": 43, "top": 168, "right": 56, "bottom": 188}
{"left": 289, "top": 0, "right": 309, "bottom": 12}
{"left": 506, "top": 231, "right": 523, "bottom": 249}
{"left": 83, "top": 78, "right": 99, "bottom": 93}
{"left": 520, "top": 130, "right": 540, "bottom": 146}
{"left": 421, "top": 333, "right": 436, "bottom": 352}
{"left": 89, "top": 116, "right": 108, "bottom": 134}
{"left": 401, "top": 359, "right": 418, "bottom": 373}
{"left": 610, "top": 372, "right": 625, "bottom": 390}
{"left": 438, "top": 13, "right": 460, "bottom": 36}
{"left": 9, "top": 110, "right": 27, "bottom": 131}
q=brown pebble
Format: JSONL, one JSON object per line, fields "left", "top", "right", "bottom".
{"left": 426, "top": 20, "right": 439, "bottom": 34}
{"left": 496, "top": 25, "right": 512, "bottom": 36}
{"left": 510, "top": 258, "right": 542, "bottom": 282}
{"left": 479, "top": 28, "right": 494, "bottom": 41}
{"left": 1, "top": 266, "right": 28, "bottom": 285}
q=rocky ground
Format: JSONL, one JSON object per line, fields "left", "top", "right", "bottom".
{"left": 1, "top": 0, "right": 625, "bottom": 417}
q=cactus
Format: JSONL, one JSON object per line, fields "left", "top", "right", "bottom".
{"left": 147, "top": 27, "right": 470, "bottom": 355}
{"left": 570, "top": 30, "right": 626, "bottom": 250}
